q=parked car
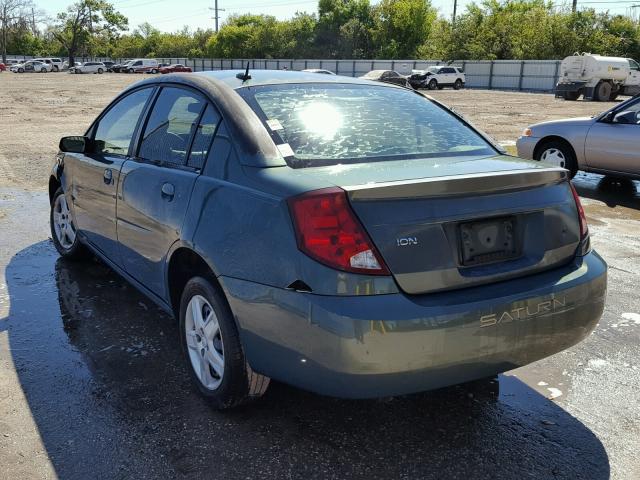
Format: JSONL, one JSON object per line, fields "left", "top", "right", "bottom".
{"left": 11, "top": 60, "right": 50, "bottom": 73}
{"left": 301, "top": 68, "right": 336, "bottom": 75}
{"left": 33, "top": 57, "right": 63, "bottom": 72}
{"left": 49, "top": 70, "right": 606, "bottom": 409}
{"left": 359, "top": 69, "right": 409, "bottom": 87}
{"left": 110, "top": 61, "right": 130, "bottom": 73}
{"left": 70, "top": 62, "right": 106, "bottom": 74}
{"left": 159, "top": 63, "right": 193, "bottom": 74}
{"left": 0, "top": 63, "right": 5, "bottom": 72}
{"left": 517, "top": 94, "right": 640, "bottom": 178}
{"left": 124, "top": 58, "right": 159, "bottom": 74}
{"left": 62, "top": 60, "right": 82, "bottom": 70}
{"left": 409, "top": 66, "right": 466, "bottom": 90}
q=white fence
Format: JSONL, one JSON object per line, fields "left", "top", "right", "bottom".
{"left": 5, "top": 55, "right": 562, "bottom": 92}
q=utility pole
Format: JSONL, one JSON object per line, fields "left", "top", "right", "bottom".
{"left": 209, "top": 0, "right": 225, "bottom": 33}
{"left": 453, "top": 0, "right": 457, "bottom": 24}
{"left": 572, "top": 0, "right": 578, "bottom": 13}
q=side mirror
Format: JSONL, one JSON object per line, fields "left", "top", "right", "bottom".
{"left": 600, "top": 111, "right": 615, "bottom": 123}
{"left": 612, "top": 110, "right": 638, "bottom": 125}
{"left": 59, "top": 136, "right": 90, "bottom": 153}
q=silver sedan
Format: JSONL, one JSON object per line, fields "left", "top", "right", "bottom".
{"left": 517, "top": 95, "right": 640, "bottom": 178}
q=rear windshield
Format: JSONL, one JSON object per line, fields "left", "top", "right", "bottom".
{"left": 241, "top": 83, "right": 495, "bottom": 168}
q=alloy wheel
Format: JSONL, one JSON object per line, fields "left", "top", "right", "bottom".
{"left": 184, "top": 295, "right": 225, "bottom": 390}
{"left": 52, "top": 194, "right": 77, "bottom": 249}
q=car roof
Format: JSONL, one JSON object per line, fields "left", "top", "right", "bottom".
{"left": 194, "top": 69, "right": 390, "bottom": 89}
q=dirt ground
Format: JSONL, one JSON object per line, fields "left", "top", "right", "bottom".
{"left": 0, "top": 72, "right": 617, "bottom": 189}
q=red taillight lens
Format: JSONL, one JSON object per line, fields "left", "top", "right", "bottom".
{"left": 288, "top": 187, "right": 390, "bottom": 275}
{"left": 570, "top": 182, "right": 589, "bottom": 239}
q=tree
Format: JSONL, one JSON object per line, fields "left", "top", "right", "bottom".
{"left": 0, "top": 0, "right": 32, "bottom": 63}
{"left": 372, "top": 0, "right": 437, "bottom": 58}
{"left": 51, "top": 0, "right": 127, "bottom": 65}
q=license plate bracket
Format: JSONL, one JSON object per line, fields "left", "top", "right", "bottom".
{"left": 459, "top": 216, "right": 519, "bottom": 266}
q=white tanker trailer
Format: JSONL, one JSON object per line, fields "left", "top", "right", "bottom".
{"left": 555, "top": 53, "right": 640, "bottom": 101}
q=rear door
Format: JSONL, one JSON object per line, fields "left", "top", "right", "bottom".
{"left": 585, "top": 97, "right": 640, "bottom": 174}
{"left": 117, "top": 86, "right": 221, "bottom": 296}
{"left": 70, "top": 87, "right": 154, "bottom": 263}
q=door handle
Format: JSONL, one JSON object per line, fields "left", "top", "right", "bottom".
{"left": 161, "top": 182, "right": 175, "bottom": 199}
{"left": 103, "top": 168, "right": 113, "bottom": 184}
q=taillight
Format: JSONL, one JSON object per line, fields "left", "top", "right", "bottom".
{"left": 570, "top": 182, "right": 589, "bottom": 239}
{"left": 288, "top": 187, "right": 390, "bottom": 275}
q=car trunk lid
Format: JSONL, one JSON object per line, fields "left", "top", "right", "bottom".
{"left": 287, "top": 155, "right": 580, "bottom": 294}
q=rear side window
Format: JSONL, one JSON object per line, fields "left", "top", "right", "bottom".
{"left": 138, "top": 87, "right": 205, "bottom": 166}
{"left": 188, "top": 105, "right": 221, "bottom": 169}
{"left": 93, "top": 88, "right": 153, "bottom": 156}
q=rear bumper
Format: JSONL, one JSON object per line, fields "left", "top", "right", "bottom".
{"left": 221, "top": 251, "right": 606, "bottom": 398}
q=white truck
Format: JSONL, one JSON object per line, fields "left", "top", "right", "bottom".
{"left": 556, "top": 53, "right": 640, "bottom": 101}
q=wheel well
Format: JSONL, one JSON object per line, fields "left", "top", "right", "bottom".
{"left": 48, "top": 176, "right": 61, "bottom": 205}
{"left": 533, "top": 136, "right": 577, "bottom": 161}
{"left": 167, "top": 248, "right": 219, "bottom": 317}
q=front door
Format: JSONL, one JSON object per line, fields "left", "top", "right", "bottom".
{"left": 585, "top": 98, "right": 640, "bottom": 174}
{"left": 70, "top": 87, "right": 154, "bottom": 263}
{"left": 117, "top": 86, "right": 220, "bottom": 296}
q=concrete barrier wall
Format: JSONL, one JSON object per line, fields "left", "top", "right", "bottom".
{"left": 5, "top": 55, "right": 563, "bottom": 92}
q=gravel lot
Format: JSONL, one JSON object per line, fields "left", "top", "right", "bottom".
{"left": 1, "top": 72, "right": 639, "bottom": 479}
{"left": 0, "top": 72, "right": 616, "bottom": 189}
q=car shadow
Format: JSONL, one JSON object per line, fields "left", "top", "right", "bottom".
{"left": 573, "top": 172, "right": 640, "bottom": 210}
{"left": 3, "top": 241, "right": 611, "bottom": 479}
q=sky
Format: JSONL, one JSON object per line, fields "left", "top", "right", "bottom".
{"left": 41, "top": 0, "right": 640, "bottom": 33}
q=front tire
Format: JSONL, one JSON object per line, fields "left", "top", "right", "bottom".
{"left": 594, "top": 81, "right": 612, "bottom": 102}
{"left": 179, "top": 276, "right": 270, "bottom": 409}
{"left": 428, "top": 79, "right": 438, "bottom": 90}
{"left": 50, "top": 187, "right": 87, "bottom": 259}
{"left": 97, "top": 68, "right": 103, "bottom": 74}
{"left": 454, "top": 79, "right": 463, "bottom": 90}
{"left": 535, "top": 140, "right": 578, "bottom": 178}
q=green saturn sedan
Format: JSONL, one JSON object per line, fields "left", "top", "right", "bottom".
{"left": 48, "top": 70, "right": 607, "bottom": 408}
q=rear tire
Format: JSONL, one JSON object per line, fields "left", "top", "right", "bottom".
{"left": 50, "top": 187, "right": 88, "bottom": 260}
{"left": 179, "top": 276, "right": 270, "bottom": 409}
{"left": 534, "top": 139, "right": 578, "bottom": 178}
{"left": 428, "top": 79, "right": 438, "bottom": 90}
{"left": 594, "top": 81, "right": 612, "bottom": 102}
{"left": 454, "top": 79, "right": 463, "bottom": 90}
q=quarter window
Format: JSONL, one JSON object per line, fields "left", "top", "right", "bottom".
{"left": 138, "top": 87, "right": 206, "bottom": 166}
{"left": 93, "top": 88, "right": 153, "bottom": 156}
{"left": 188, "top": 105, "right": 221, "bottom": 169}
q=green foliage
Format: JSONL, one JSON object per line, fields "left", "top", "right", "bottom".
{"left": 2, "top": 0, "right": 640, "bottom": 62}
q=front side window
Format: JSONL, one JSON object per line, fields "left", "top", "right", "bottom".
{"left": 93, "top": 88, "right": 153, "bottom": 156}
{"left": 243, "top": 83, "right": 495, "bottom": 168}
{"left": 628, "top": 59, "right": 640, "bottom": 71}
{"left": 138, "top": 87, "right": 205, "bottom": 166}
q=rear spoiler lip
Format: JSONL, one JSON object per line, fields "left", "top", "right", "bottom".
{"left": 343, "top": 167, "right": 568, "bottom": 201}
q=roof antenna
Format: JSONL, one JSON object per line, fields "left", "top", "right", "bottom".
{"left": 236, "top": 62, "right": 251, "bottom": 81}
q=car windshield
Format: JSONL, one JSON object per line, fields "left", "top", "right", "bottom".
{"left": 428, "top": 67, "right": 440, "bottom": 74}
{"left": 242, "top": 83, "right": 495, "bottom": 168}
